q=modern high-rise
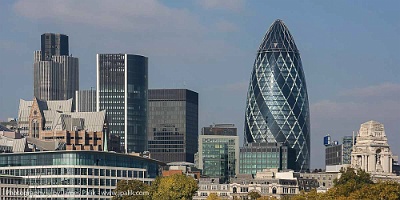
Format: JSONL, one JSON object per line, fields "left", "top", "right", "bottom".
{"left": 97, "top": 54, "right": 148, "bottom": 153}
{"left": 239, "top": 142, "right": 296, "bottom": 175}
{"left": 33, "top": 33, "right": 79, "bottom": 103}
{"left": 324, "top": 135, "right": 355, "bottom": 166}
{"left": 198, "top": 124, "right": 239, "bottom": 183}
{"left": 244, "top": 19, "right": 310, "bottom": 172}
{"left": 41, "top": 33, "right": 69, "bottom": 61}
{"left": 201, "top": 124, "right": 237, "bottom": 136}
{"left": 147, "top": 89, "right": 198, "bottom": 163}
{"left": 76, "top": 89, "right": 97, "bottom": 112}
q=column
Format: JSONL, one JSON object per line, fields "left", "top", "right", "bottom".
{"left": 370, "top": 154, "right": 376, "bottom": 172}
{"left": 381, "top": 154, "right": 387, "bottom": 173}
{"left": 364, "top": 155, "right": 367, "bottom": 171}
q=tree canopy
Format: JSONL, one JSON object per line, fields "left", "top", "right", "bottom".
{"left": 113, "top": 174, "right": 197, "bottom": 200}
{"left": 289, "top": 168, "right": 400, "bottom": 200}
{"left": 151, "top": 174, "right": 198, "bottom": 200}
{"left": 112, "top": 179, "right": 150, "bottom": 200}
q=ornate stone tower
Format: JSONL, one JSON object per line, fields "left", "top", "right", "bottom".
{"left": 351, "top": 120, "right": 393, "bottom": 174}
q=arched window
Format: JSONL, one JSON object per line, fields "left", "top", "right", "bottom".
{"left": 272, "top": 187, "right": 277, "bottom": 194}
{"left": 233, "top": 187, "right": 237, "bottom": 193}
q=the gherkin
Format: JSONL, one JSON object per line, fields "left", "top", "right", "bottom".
{"left": 244, "top": 19, "right": 310, "bottom": 172}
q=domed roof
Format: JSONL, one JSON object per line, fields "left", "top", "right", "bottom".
{"left": 258, "top": 19, "right": 299, "bottom": 53}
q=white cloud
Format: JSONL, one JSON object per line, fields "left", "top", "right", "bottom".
{"left": 14, "top": 0, "right": 204, "bottom": 35}
{"left": 12, "top": 0, "right": 246, "bottom": 64}
{"left": 197, "top": 0, "right": 245, "bottom": 11}
{"left": 340, "top": 82, "right": 400, "bottom": 98}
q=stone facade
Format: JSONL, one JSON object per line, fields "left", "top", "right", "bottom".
{"left": 351, "top": 121, "right": 393, "bottom": 174}
{"left": 194, "top": 169, "right": 301, "bottom": 199}
{"left": 19, "top": 97, "right": 107, "bottom": 151}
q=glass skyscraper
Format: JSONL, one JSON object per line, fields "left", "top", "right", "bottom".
{"left": 97, "top": 54, "right": 148, "bottom": 153}
{"left": 147, "top": 89, "right": 198, "bottom": 163}
{"left": 34, "top": 33, "right": 79, "bottom": 104}
{"left": 41, "top": 33, "right": 69, "bottom": 61}
{"left": 239, "top": 142, "right": 296, "bottom": 175}
{"left": 198, "top": 124, "right": 239, "bottom": 183}
{"left": 244, "top": 19, "right": 310, "bottom": 172}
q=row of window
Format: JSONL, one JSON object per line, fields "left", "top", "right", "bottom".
{"left": 0, "top": 168, "right": 145, "bottom": 179}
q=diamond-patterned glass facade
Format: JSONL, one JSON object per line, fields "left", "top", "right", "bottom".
{"left": 244, "top": 19, "right": 310, "bottom": 172}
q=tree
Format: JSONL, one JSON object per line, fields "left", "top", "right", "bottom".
{"left": 248, "top": 191, "right": 261, "bottom": 200}
{"left": 151, "top": 174, "right": 198, "bottom": 200}
{"left": 288, "top": 167, "right": 400, "bottom": 200}
{"left": 349, "top": 181, "right": 400, "bottom": 200}
{"left": 333, "top": 167, "right": 373, "bottom": 186}
{"left": 329, "top": 167, "right": 373, "bottom": 197}
{"left": 206, "top": 193, "right": 222, "bottom": 200}
{"left": 113, "top": 179, "right": 150, "bottom": 200}
{"left": 256, "top": 196, "right": 279, "bottom": 200}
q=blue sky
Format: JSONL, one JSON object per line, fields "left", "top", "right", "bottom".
{"left": 0, "top": 0, "right": 399, "bottom": 168}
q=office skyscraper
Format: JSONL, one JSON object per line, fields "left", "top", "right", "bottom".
{"left": 34, "top": 33, "right": 78, "bottom": 104}
{"left": 201, "top": 124, "right": 237, "bottom": 136}
{"left": 76, "top": 89, "right": 96, "bottom": 112}
{"left": 41, "top": 33, "right": 69, "bottom": 61}
{"left": 240, "top": 142, "right": 296, "bottom": 175}
{"left": 244, "top": 19, "right": 310, "bottom": 172}
{"left": 147, "top": 89, "right": 198, "bottom": 163}
{"left": 97, "top": 54, "right": 148, "bottom": 153}
{"left": 198, "top": 124, "right": 239, "bottom": 183}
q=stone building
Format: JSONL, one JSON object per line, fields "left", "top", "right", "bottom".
{"left": 17, "top": 98, "right": 107, "bottom": 151}
{"left": 194, "top": 169, "right": 303, "bottom": 199}
{"left": 351, "top": 121, "right": 393, "bottom": 174}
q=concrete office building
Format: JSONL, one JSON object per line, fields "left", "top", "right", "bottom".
{"left": 97, "top": 54, "right": 148, "bottom": 153}
{"left": 0, "top": 175, "right": 29, "bottom": 200}
{"left": 198, "top": 124, "right": 239, "bottom": 183}
{"left": 75, "top": 89, "right": 96, "bottom": 112}
{"left": 147, "top": 89, "right": 198, "bottom": 163}
{"left": 201, "top": 124, "right": 237, "bottom": 136}
{"left": 34, "top": 34, "right": 79, "bottom": 103}
{"left": 324, "top": 135, "right": 355, "bottom": 166}
{"left": 0, "top": 151, "right": 164, "bottom": 199}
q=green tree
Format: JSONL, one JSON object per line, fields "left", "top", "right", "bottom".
{"left": 206, "top": 193, "right": 222, "bottom": 200}
{"left": 248, "top": 191, "right": 261, "bottom": 200}
{"left": 349, "top": 181, "right": 400, "bottom": 200}
{"left": 333, "top": 167, "right": 373, "bottom": 186}
{"left": 151, "top": 174, "right": 198, "bottom": 200}
{"left": 113, "top": 179, "right": 150, "bottom": 200}
{"left": 329, "top": 167, "right": 373, "bottom": 197}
